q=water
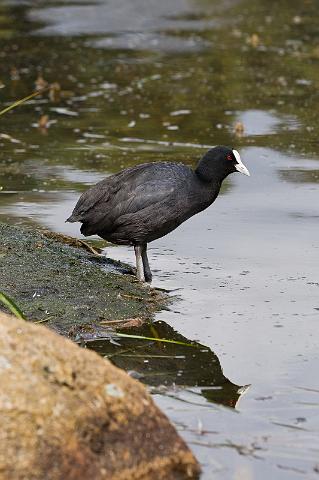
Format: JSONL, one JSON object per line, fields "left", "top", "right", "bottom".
{"left": 1, "top": 0, "right": 319, "bottom": 477}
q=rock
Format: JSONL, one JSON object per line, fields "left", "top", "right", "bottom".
{"left": 0, "top": 312, "right": 200, "bottom": 480}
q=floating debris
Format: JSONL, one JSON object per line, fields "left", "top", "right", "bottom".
{"left": 120, "top": 137, "right": 213, "bottom": 149}
{"left": 50, "top": 107, "right": 78, "bottom": 116}
{"left": 0, "top": 133, "right": 21, "bottom": 144}
{"left": 248, "top": 33, "right": 260, "bottom": 48}
{"left": 100, "top": 81, "right": 117, "bottom": 90}
{"left": 35, "top": 74, "right": 48, "bottom": 91}
{"left": 0, "top": 88, "right": 49, "bottom": 117}
{"left": 292, "top": 15, "right": 302, "bottom": 25}
{"left": 10, "top": 67, "right": 20, "bottom": 81}
{"left": 234, "top": 121, "right": 245, "bottom": 137}
{"left": 38, "top": 114, "right": 49, "bottom": 130}
{"left": 277, "top": 76, "right": 288, "bottom": 87}
{"left": 170, "top": 109, "right": 191, "bottom": 116}
{"left": 49, "top": 82, "right": 61, "bottom": 102}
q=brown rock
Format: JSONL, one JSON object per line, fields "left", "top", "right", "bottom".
{"left": 0, "top": 312, "right": 200, "bottom": 480}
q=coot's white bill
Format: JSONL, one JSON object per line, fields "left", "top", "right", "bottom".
{"left": 233, "top": 149, "right": 250, "bottom": 176}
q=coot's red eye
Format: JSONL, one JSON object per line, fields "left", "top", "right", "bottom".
{"left": 227, "top": 154, "right": 233, "bottom": 161}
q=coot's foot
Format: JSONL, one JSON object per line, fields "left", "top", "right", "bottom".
{"left": 144, "top": 271, "right": 152, "bottom": 283}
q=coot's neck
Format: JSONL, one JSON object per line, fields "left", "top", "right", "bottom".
{"left": 194, "top": 157, "right": 230, "bottom": 205}
{"left": 194, "top": 157, "right": 231, "bottom": 184}
{"left": 192, "top": 170, "right": 222, "bottom": 207}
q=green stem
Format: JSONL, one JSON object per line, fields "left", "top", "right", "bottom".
{"left": 0, "top": 292, "right": 26, "bottom": 320}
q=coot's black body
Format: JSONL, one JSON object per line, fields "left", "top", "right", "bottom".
{"left": 72, "top": 162, "right": 218, "bottom": 245}
{"left": 67, "top": 146, "right": 250, "bottom": 282}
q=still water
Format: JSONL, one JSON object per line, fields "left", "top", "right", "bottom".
{"left": 0, "top": 0, "right": 319, "bottom": 478}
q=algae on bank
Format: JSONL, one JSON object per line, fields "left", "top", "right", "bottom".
{"left": 0, "top": 222, "right": 168, "bottom": 335}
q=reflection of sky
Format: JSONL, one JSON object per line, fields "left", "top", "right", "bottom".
{"left": 53, "top": 166, "right": 106, "bottom": 185}
{"left": 1, "top": 192, "right": 81, "bottom": 235}
{"left": 234, "top": 109, "right": 300, "bottom": 136}
{"left": 28, "top": 0, "right": 215, "bottom": 51}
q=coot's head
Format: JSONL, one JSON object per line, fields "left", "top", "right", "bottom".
{"left": 195, "top": 146, "right": 250, "bottom": 182}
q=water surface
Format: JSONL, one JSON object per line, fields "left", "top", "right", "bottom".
{"left": 1, "top": 0, "right": 319, "bottom": 478}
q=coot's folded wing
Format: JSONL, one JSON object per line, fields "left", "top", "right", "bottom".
{"left": 67, "top": 162, "right": 191, "bottom": 236}
{"left": 66, "top": 163, "right": 159, "bottom": 223}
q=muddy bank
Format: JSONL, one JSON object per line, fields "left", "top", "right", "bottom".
{"left": 0, "top": 222, "right": 168, "bottom": 336}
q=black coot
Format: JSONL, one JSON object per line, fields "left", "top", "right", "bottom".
{"left": 67, "top": 146, "right": 250, "bottom": 282}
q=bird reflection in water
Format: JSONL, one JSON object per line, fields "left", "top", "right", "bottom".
{"left": 84, "top": 321, "right": 249, "bottom": 409}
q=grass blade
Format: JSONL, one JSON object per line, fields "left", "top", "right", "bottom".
{"left": 0, "top": 292, "right": 26, "bottom": 320}
{"left": 115, "top": 332, "right": 197, "bottom": 347}
{"left": 0, "top": 88, "right": 48, "bottom": 117}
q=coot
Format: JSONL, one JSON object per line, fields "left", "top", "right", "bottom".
{"left": 67, "top": 146, "right": 250, "bottom": 282}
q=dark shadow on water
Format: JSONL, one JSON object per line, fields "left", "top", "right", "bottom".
{"left": 85, "top": 320, "right": 248, "bottom": 409}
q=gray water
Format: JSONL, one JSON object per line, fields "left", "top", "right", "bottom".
{"left": 1, "top": 0, "right": 319, "bottom": 477}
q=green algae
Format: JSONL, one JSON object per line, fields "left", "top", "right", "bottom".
{"left": 0, "top": 222, "right": 167, "bottom": 335}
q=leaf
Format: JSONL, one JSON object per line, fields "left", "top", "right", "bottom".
{"left": 0, "top": 292, "right": 26, "bottom": 320}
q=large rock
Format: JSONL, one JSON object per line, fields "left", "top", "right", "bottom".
{"left": 0, "top": 312, "right": 200, "bottom": 480}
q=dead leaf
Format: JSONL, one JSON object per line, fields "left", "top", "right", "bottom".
{"left": 234, "top": 121, "right": 245, "bottom": 137}
{"left": 248, "top": 33, "right": 260, "bottom": 48}
{"left": 120, "top": 318, "right": 144, "bottom": 329}
{"left": 49, "top": 82, "right": 61, "bottom": 103}
{"left": 10, "top": 67, "right": 20, "bottom": 81}
{"left": 38, "top": 115, "right": 49, "bottom": 129}
{"left": 35, "top": 74, "right": 48, "bottom": 91}
{"left": 0, "top": 133, "right": 22, "bottom": 144}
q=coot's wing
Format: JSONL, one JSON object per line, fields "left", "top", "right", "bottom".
{"left": 111, "top": 178, "right": 195, "bottom": 244}
{"left": 112, "top": 179, "right": 175, "bottom": 215}
{"left": 67, "top": 162, "right": 191, "bottom": 237}
{"left": 66, "top": 163, "right": 158, "bottom": 223}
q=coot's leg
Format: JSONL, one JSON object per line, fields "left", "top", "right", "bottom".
{"left": 134, "top": 245, "right": 145, "bottom": 282}
{"left": 141, "top": 243, "right": 152, "bottom": 283}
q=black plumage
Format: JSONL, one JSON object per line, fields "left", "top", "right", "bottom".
{"left": 67, "top": 146, "right": 250, "bottom": 282}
